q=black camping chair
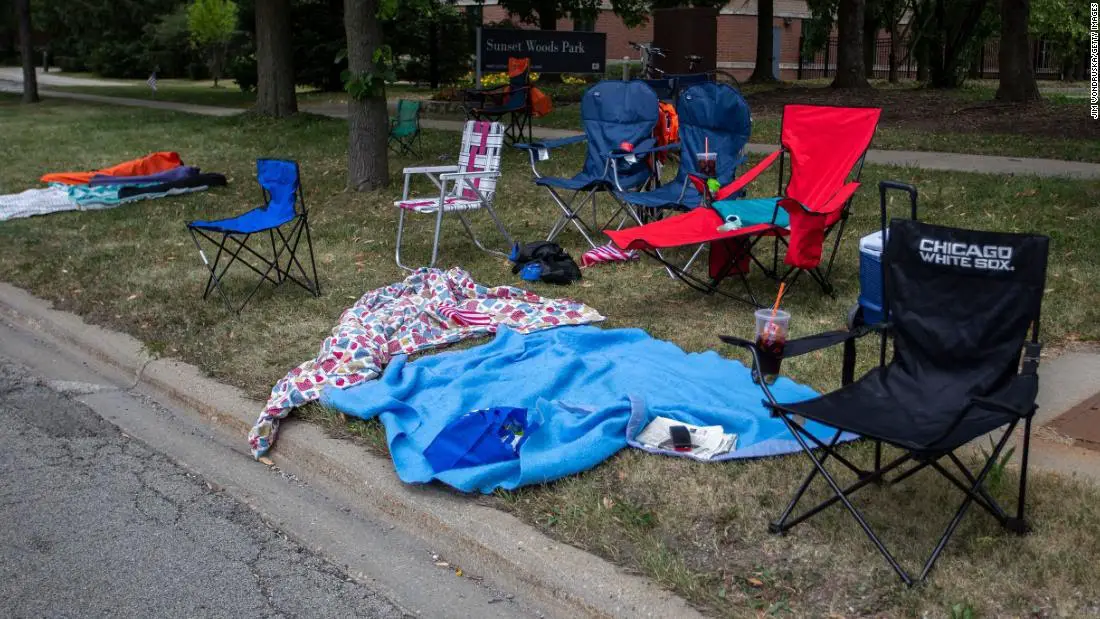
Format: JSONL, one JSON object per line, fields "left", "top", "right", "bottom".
{"left": 187, "top": 159, "right": 320, "bottom": 314}
{"left": 463, "top": 57, "right": 533, "bottom": 145}
{"left": 722, "top": 209, "right": 1049, "bottom": 585}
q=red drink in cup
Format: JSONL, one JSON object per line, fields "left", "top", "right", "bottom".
{"left": 753, "top": 308, "right": 790, "bottom": 384}
{"left": 697, "top": 152, "right": 717, "bottom": 178}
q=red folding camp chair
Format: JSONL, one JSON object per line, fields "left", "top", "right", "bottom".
{"left": 606, "top": 104, "right": 881, "bottom": 307}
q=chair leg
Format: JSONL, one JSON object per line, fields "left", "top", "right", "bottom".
{"left": 918, "top": 422, "right": 1018, "bottom": 581}
{"left": 189, "top": 227, "right": 236, "bottom": 313}
{"left": 545, "top": 187, "right": 600, "bottom": 248}
{"left": 778, "top": 413, "right": 914, "bottom": 585}
{"left": 430, "top": 204, "right": 445, "bottom": 267}
{"left": 1008, "top": 415, "right": 1033, "bottom": 534}
{"left": 456, "top": 202, "right": 513, "bottom": 257}
{"left": 395, "top": 207, "right": 413, "bottom": 271}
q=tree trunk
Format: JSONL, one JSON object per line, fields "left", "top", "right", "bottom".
{"left": 749, "top": 0, "right": 776, "bottom": 83}
{"left": 863, "top": 1, "right": 878, "bottom": 80}
{"left": 537, "top": 1, "right": 558, "bottom": 30}
{"left": 344, "top": 0, "right": 389, "bottom": 192}
{"left": 995, "top": 0, "right": 1040, "bottom": 101}
{"left": 832, "top": 0, "right": 869, "bottom": 88}
{"left": 255, "top": 0, "right": 298, "bottom": 117}
{"left": 16, "top": 0, "right": 38, "bottom": 104}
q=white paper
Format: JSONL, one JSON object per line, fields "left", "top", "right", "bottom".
{"left": 635, "top": 416, "right": 737, "bottom": 460}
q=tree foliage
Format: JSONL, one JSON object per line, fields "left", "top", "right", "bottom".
{"left": 187, "top": 0, "right": 238, "bottom": 85}
{"left": 498, "top": 0, "right": 706, "bottom": 29}
{"left": 1030, "top": 0, "right": 1089, "bottom": 76}
{"left": 35, "top": 0, "right": 186, "bottom": 77}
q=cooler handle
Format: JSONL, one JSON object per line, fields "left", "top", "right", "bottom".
{"left": 877, "top": 180, "right": 918, "bottom": 235}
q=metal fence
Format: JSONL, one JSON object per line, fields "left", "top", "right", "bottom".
{"left": 797, "top": 36, "right": 1066, "bottom": 81}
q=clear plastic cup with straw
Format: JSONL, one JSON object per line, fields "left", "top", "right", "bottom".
{"left": 752, "top": 283, "right": 789, "bottom": 385}
{"left": 697, "top": 137, "right": 717, "bottom": 178}
{"left": 753, "top": 309, "right": 790, "bottom": 384}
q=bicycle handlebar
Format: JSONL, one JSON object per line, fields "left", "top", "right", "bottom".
{"left": 628, "top": 41, "right": 667, "bottom": 56}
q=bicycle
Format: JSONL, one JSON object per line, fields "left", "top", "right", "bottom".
{"left": 628, "top": 41, "right": 668, "bottom": 79}
{"left": 683, "top": 53, "right": 742, "bottom": 90}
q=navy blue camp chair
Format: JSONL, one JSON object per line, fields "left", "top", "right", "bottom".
{"left": 612, "top": 82, "right": 750, "bottom": 276}
{"left": 187, "top": 159, "right": 319, "bottom": 313}
{"left": 618, "top": 81, "right": 751, "bottom": 217}
{"left": 516, "top": 80, "right": 660, "bottom": 249}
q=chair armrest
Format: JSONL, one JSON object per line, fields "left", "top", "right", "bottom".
{"left": 721, "top": 323, "right": 884, "bottom": 360}
{"left": 403, "top": 165, "right": 460, "bottom": 175}
{"left": 805, "top": 181, "right": 862, "bottom": 215}
{"left": 717, "top": 335, "right": 780, "bottom": 406}
{"left": 515, "top": 134, "right": 586, "bottom": 151}
{"left": 439, "top": 170, "right": 501, "bottom": 180}
{"left": 689, "top": 150, "right": 780, "bottom": 202}
{"left": 608, "top": 137, "right": 658, "bottom": 160}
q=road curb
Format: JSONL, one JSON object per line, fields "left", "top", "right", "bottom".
{"left": 0, "top": 282, "right": 703, "bottom": 619}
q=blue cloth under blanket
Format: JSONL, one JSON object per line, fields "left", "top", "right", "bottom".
{"left": 321, "top": 326, "right": 847, "bottom": 493}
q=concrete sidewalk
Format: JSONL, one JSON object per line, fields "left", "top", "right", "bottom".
{"left": 4, "top": 80, "right": 1100, "bottom": 180}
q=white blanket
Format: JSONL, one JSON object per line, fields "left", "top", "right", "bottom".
{"left": 0, "top": 186, "right": 78, "bottom": 222}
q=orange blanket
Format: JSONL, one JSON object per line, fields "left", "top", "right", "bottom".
{"left": 41, "top": 152, "right": 183, "bottom": 185}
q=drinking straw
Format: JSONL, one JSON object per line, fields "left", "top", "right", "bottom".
{"left": 704, "top": 137, "right": 709, "bottom": 156}
{"left": 770, "top": 282, "right": 787, "bottom": 318}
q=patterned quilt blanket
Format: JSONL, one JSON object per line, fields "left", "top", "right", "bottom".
{"left": 249, "top": 267, "right": 604, "bottom": 457}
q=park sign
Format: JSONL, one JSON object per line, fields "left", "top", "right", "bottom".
{"left": 477, "top": 28, "right": 606, "bottom": 74}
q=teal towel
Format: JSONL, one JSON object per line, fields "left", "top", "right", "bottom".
{"left": 712, "top": 197, "right": 789, "bottom": 228}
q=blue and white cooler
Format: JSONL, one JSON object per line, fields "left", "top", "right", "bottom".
{"left": 856, "top": 181, "right": 920, "bottom": 327}
{"left": 858, "top": 229, "right": 887, "bottom": 325}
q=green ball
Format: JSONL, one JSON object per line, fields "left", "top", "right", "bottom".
{"left": 707, "top": 178, "right": 721, "bottom": 193}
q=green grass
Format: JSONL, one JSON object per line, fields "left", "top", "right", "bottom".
{"left": 2, "top": 97, "right": 1100, "bottom": 617}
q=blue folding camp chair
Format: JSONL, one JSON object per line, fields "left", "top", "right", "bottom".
{"left": 516, "top": 79, "right": 660, "bottom": 249}
{"left": 187, "top": 159, "right": 320, "bottom": 314}
{"left": 611, "top": 82, "right": 751, "bottom": 276}
{"left": 618, "top": 81, "right": 751, "bottom": 218}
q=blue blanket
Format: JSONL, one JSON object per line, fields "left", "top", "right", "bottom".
{"left": 322, "top": 326, "right": 843, "bottom": 493}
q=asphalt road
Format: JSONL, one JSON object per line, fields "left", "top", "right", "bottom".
{"left": 0, "top": 357, "right": 407, "bottom": 618}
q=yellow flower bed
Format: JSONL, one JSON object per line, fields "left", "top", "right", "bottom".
{"left": 462, "top": 70, "right": 541, "bottom": 88}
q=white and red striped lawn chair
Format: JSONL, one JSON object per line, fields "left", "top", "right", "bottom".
{"left": 395, "top": 120, "right": 512, "bottom": 270}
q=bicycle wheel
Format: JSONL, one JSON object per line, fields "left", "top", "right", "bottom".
{"left": 709, "top": 70, "right": 742, "bottom": 91}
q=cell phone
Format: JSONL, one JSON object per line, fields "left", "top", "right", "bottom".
{"left": 669, "top": 425, "right": 692, "bottom": 451}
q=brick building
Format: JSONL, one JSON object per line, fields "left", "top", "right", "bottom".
{"left": 462, "top": 0, "right": 812, "bottom": 81}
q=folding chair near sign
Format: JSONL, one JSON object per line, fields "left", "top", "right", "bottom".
{"left": 464, "top": 57, "right": 535, "bottom": 145}
{"left": 187, "top": 159, "right": 320, "bottom": 314}
{"left": 607, "top": 104, "right": 880, "bottom": 307}
{"left": 394, "top": 120, "right": 511, "bottom": 270}
{"left": 723, "top": 213, "right": 1049, "bottom": 585}
{"left": 515, "top": 79, "right": 660, "bottom": 250}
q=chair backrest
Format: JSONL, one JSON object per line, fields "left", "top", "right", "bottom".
{"left": 674, "top": 81, "right": 751, "bottom": 187}
{"left": 257, "top": 158, "right": 301, "bottom": 218}
{"left": 579, "top": 79, "right": 660, "bottom": 188}
{"left": 669, "top": 72, "right": 711, "bottom": 92}
{"left": 885, "top": 219, "right": 1049, "bottom": 399}
{"left": 504, "top": 57, "right": 531, "bottom": 109}
{"left": 451, "top": 120, "right": 504, "bottom": 205}
{"left": 394, "top": 99, "right": 420, "bottom": 130}
{"left": 643, "top": 77, "right": 676, "bottom": 101}
{"left": 781, "top": 104, "right": 880, "bottom": 211}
